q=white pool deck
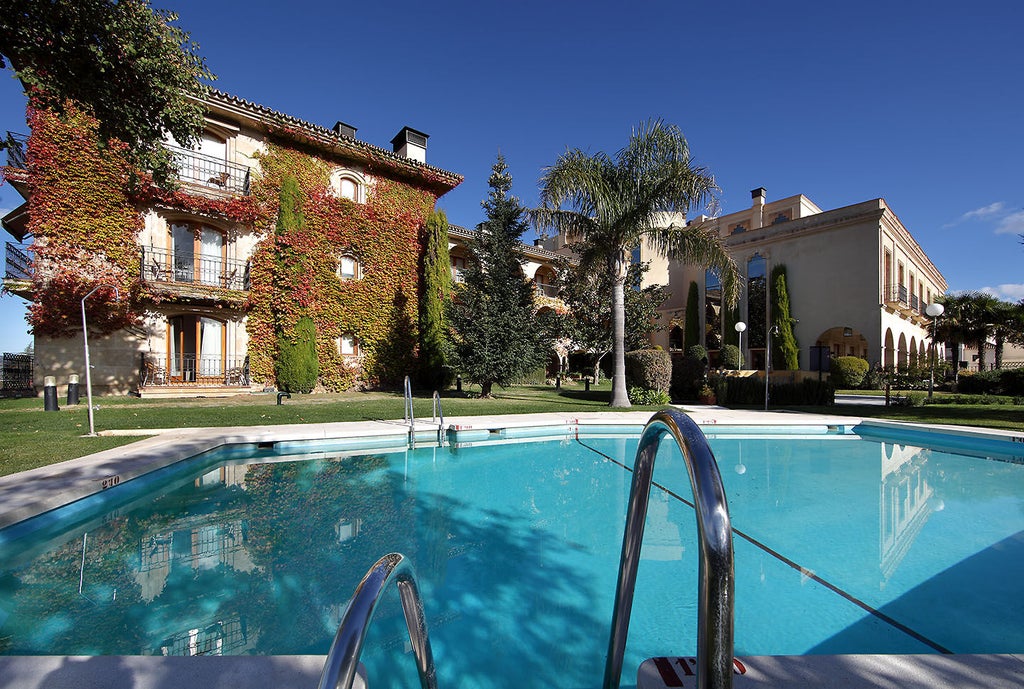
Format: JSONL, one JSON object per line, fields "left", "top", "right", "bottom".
{"left": 1, "top": 407, "right": 1022, "bottom": 689}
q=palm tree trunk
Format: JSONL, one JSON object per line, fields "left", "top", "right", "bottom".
{"left": 610, "top": 275, "right": 631, "bottom": 408}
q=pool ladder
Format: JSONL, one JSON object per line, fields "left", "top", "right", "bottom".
{"left": 319, "top": 409, "right": 735, "bottom": 689}
{"left": 403, "top": 376, "right": 446, "bottom": 447}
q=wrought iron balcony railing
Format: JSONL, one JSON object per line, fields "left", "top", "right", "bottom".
{"left": 140, "top": 352, "right": 249, "bottom": 387}
{"left": 4, "top": 242, "right": 32, "bottom": 280}
{"left": 166, "top": 145, "right": 251, "bottom": 196}
{"left": 884, "top": 285, "right": 909, "bottom": 307}
{"left": 141, "top": 246, "right": 250, "bottom": 291}
{"left": 4, "top": 132, "right": 27, "bottom": 169}
{"left": 535, "top": 283, "right": 560, "bottom": 298}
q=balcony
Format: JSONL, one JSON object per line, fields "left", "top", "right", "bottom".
{"left": 166, "top": 145, "right": 251, "bottom": 196}
{"left": 535, "top": 283, "right": 560, "bottom": 298}
{"left": 4, "top": 242, "right": 31, "bottom": 280}
{"left": 141, "top": 247, "right": 249, "bottom": 291}
{"left": 884, "top": 285, "right": 908, "bottom": 306}
{"left": 140, "top": 352, "right": 249, "bottom": 389}
{"left": 883, "top": 285, "right": 920, "bottom": 318}
{"left": 4, "top": 132, "right": 27, "bottom": 169}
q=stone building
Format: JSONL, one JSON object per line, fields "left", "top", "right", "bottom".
{"left": 2, "top": 90, "right": 462, "bottom": 395}
{"left": 642, "top": 188, "right": 947, "bottom": 372}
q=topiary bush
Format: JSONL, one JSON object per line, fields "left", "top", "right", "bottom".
{"left": 686, "top": 344, "right": 707, "bottom": 363}
{"left": 720, "top": 344, "right": 741, "bottom": 370}
{"left": 625, "top": 349, "right": 672, "bottom": 392}
{"left": 830, "top": 356, "right": 869, "bottom": 389}
{"left": 275, "top": 316, "right": 319, "bottom": 393}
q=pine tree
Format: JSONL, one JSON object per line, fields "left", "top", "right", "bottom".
{"left": 448, "top": 156, "right": 550, "bottom": 397}
{"left": 418, "top": 209, "right": 452, "bottom": 390}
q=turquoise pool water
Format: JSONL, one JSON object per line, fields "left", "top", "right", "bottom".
{"left": 1, "top": 426, "right": 1022, "bottom": 689}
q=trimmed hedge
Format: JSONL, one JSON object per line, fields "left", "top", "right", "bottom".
{"left": 956, "top": 368, "right": 1024, "bottom": 396}
{"left": 625, "top": 349, "right": 672, "bottom": 393}
{"left": 830, "top": 356, "right": 869, "bottom": 389}
{"left": 720, "top": 375, "right": 834, "bottom": 406}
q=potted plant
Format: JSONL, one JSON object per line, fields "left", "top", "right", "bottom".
{"left": 698, "top": 383, "right": 716, "bottom": 405}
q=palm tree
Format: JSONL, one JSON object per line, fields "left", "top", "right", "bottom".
{"left": 991, "top": 299, "right": 1024, "bottom": 369}
{"left": 938, "top": 292, "right": 1001, "bottom": 376}
{"left": 532, "top": 120, "right": 739, "bottom": 407}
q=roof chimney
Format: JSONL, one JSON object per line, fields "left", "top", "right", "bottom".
{"left": 333, "top": 121, "right": 358, "bottom": 139}
{"left": 391, "top": 126, "right": 428, "bottom": 163}
{"left": 751, "top": 187, "right": 766, "bottom": 229}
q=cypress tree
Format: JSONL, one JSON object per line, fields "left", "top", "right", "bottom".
{"left": 418, "top": 209, "right": 452, "bottom": 390}
{"left": 275, "top": 316, "right": 319, "bottom": 392}
{"left": 684, "top": 281, "right": 700, "bottom": 350}
{"left": 448, "top": 155, "right": 550, "bottom": 397}
{"left": 272, "top": 173, "right": 319, "bottom": 390}
{"left": 771, "top": 264, "right": 800, "bottom": 370}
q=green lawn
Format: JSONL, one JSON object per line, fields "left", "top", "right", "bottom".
{"left": 0, "top": 382, "right": 628, "bottom": 476}
{"left": 1, "top": 382, "right": 1020, "bottom": 478}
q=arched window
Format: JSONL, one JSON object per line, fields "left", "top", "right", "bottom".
{"left": 337, "top": 254, "right": 360, "bottom": 280}
{"left": 669, "top": 325, "right": 684, "bottom": 351}
{"left": 534, "top": 266, "right": 558, "bottom": 297}
{"left": 330, "top": 169, "right": 365, "bottom": 203}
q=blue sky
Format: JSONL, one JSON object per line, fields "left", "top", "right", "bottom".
{"left": 2, "top": 0, "right": 1022, "bottom": 354}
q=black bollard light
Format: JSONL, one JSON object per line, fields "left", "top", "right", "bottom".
{"left": 67, "top": 374, "right": 80, "bottom": 406}
{"left": 456, "top": 374, "right": 462, "bottom": 393}
{"left": 44, "top": 375, "right": 59, "bottom": 412}
{"left": 555, "top": 373, "right": 561, "bottom": 389}
{"left": 585, "top": 376, "right": 591, "bottom": 392}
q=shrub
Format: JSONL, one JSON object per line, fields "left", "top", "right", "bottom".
{"left": 720, "top": 344, "right": 741, "bottom": 370}
{"left": 628, "top": 386, "right": 671, "bottom": 405}
{"left": 830, "top": 356, "right": 869, "bottom": 389}
{"left": 625, "top": 349, "right": 672, "bottom": 392}
{"left": 275, "top": 316, "right": 319, "bottom": 393}
{"left": 956, "top": 368, "right": 1024, "bottom": 396}
{"left": 671, "top": 349, "right": 708, "bottom": 402}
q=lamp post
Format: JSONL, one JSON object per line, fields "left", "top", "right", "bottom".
{"left": 734, "top": 321, "right": 747, "bottom": 370}
{"left": 925, "top": 302, "right": 944, "bottom": 399}
{"left": 81, "top": 285, "right": 120, "bottom": 437}
{"left": 764, "top": 324, "right": 778, "bottom": 411}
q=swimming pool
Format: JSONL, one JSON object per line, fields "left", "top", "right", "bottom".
{"left": 0, "top": 421, "right": 1022, "bottom": 689}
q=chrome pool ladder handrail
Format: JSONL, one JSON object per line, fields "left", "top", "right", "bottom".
{"left": 401, "top": 372, "right": 413, "bottom": 427}
{"left": 603, "top": 409, "right": 735, "bottom": 689}
{"left": 318, "top": 552, "right": 438, "bottom": 689}
{"left": 431, "top": 391, "right": 445, "bottom": 446}
{"left": 404, "top": 376, "right": 415, "bottom": 445}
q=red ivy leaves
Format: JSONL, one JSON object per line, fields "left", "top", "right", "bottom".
{"left": 24, "top": 101, "right": 143, "bottom": 337}
{"left": 246, "top": 143, "right": 438, "bottom": 390}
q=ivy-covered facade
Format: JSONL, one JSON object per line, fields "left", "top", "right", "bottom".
{"left": 1, "top": 89, "right": 462, "bottom": 394}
